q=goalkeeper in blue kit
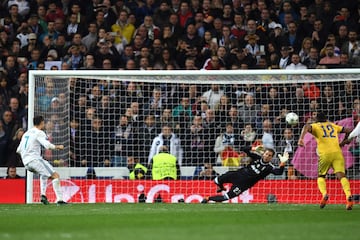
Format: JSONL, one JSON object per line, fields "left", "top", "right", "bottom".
{"left": 201, "top": 147, "right": 288, "bottom": 203}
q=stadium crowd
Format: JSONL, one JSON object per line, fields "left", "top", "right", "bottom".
{"left": 0, "top": 0, "right": 360, "bottom": 179}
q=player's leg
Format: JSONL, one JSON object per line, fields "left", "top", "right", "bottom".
{"left": 25, "top": 160, "right": 51, "bottom": 204}
{"left": 318, "top": 154, "right": 331, "bottom": 208}
{"left": 202, "top": 185, "right": 243, "bottom": 203}
{"left": 214, "top": 171, "right": 239, "bottom": 192}
{"left": 36, "top": 159, "right": 66, "bottom": 204}
{"left": 49, "top": 172, "right": 66, "bottom": 204}
{"left": 333, "top": 153, "right": 353, "bottom": 210}
{"left": 40, "top": 175, "right": 50, "bottom": 205}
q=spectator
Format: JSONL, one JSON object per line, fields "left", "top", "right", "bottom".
{"left": 298, "top": 37, "right": 313, "bottom": 63}
{"left": 143, "top": 87, "right": 164, "bottom": 119}
{"left": 319, "top": 44, "right": 340, "bottom": 65}
{"left": 27, "top": 48, "right": 41, "bottom": 70}
{"left": 193, "top": 163, "right": 219, "bottom": 180}
{"left": 260, "top": 118, "right": 275, "bottom": 149}
{"left": 19, "top": 32, "right": 38, "bottom": 59}
{"left": 319, "top": 34, "right": 340, "bottom": 58}
{"left": 339, "top": 53, "right": 352, "bottom": 68}
{"left": 16, "top": 20, "right": 32, "bottom": 49}
{"left": 149, "top": 145, "right": 180, "bottom": 180}
{"left": 68, "top": 2, "right": 87, "bottom": 27}
{"left": 255, "top": 103, "right": 273, "bottom": 131}
{"left": 153, "top": 0, "right": 173, "bottom": 29}
{"left": 63, "top": 45, "right": 84, "bottom": 69}
{"left": 153, "top": 47, "right": 178, "bottom": 70}
{"left": 135, "top": 0, "right": 157, "bottom": 27}
{"left": 290, "top": 87, "right": 310, "bottom": 121}
{"left": 341, "top": 30, "right": 360, "bottom": 66}
{"left": 190, "top": 11, "right": 207, "bottom": 38}
{"left": 201, "top": 84, "right": 224, "bottom": 110}
{"left": 215, "top": 95, "right": 230, "bottom": 124}
{"left": 4, "top": 166, "right": 22, "bottom": 179}
{"left": 178, "top": 1, "right": 193, "bottom": 29}
{"left": 276, "top": 127, "right": 298, "bottom": 179}
{"left": 231, "top": 12, "right": 246, "bottom": 40}
{"left": 148, "top": 124, "right": 182, "bottom": 166}
{"left": 340, "top": 81, "right": 359, "bottom": 115}
{"left": 53, "top": 18, "right": 65, "bottom": 36}
{"left": 80, "top": 53, "right": 96, "bottom": 69}
{"left": 286, "top": 53, "right": 307, "bottom": 70}
{"left": 332, "top": 7, "right": 357, "bottom": 34}
{"left": 0, "top": 74, "right": 15, "bottom": 106}
{"left": 127, "top": 156, "right": 148, "bottom": 180}
{"left": 182, "top": 115, "right": 205, "bottom": 165}
{"left": 240, "top": 123, "right": 257, "bottom": 147}
{"left": 319, "top": 84, "right": 343, "bottom": 121}
{"left": 3, "top": 55, "right": 20, "bottom": 89}
{"left": 8, "top": 97, "right": 25, "bottom": 126}
{"left": 111, "top": 10, "right": 135, "bottom": 45}
{"left": 141, "top": 15, "right": 160, "bottom": 42}
{"left": 172, "top": 97, "right": 193, "bottom": 121}
{"left": 112, "top": 115, "right": 134, "bottom": 167}
{"left": 303, "top": 47, "right": 320, "bottom": 69}
{"left": 281, "top": 21, "right": 302, "bottom": 53}
{"left": 7, "top": 4, "right": 22, "bottom": 34}
{"left": 238, "top": 94, "right": 260, "bottom": 125}
{"left": 278, "top": 1, "right": 299, "bottom": 27}
{"left": 181, "top": 23, "right": 202, "bottom": 50}
{"left": 168, "top": 13, "right": 183, "bottom": 40}
{"left": 53, "top": 34, "right": 67, "bottom": 59}
{"left": 0, "top": 120, "right": 7, "bottom": 166}
{"left": 81, "top": 115, "right": 112, "bottom": 167}
{"left": 133, "top": 114, "right": 159, "bottom": 164}
{"left": 93, "top": 39, "right": 121, "bottom": 68}
{"left": 81, "top": 23, "right": 98, "bottom": 52}
{"left": 278, "top": 46, "right": 291, "bottom": 69}
{"left": 93, "top": 10, "right": 107, "bottom": 30}
{"left": 99, "top": 0, "right": 118, "bottom": 29}
{"left": 311, "top": 19, "right": 328, "bottom": 51}
{"left": 214, "top": 123, "right": 241, "bottom": 166}
{"left": 45, "top": 2, "right": 64, "bottom": 23}
{"left": 335, "top": 25, "right": 349, "bottom": 49}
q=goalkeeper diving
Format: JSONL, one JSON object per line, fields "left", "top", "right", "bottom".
{"left": 201, "top": 147, "right": 289, "bottom": 203}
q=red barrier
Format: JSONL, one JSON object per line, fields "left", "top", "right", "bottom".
{"left": 31, "top": 179, "right": 360, "bottom": 204}
{"left": 0, "top": 179, "right": 26, "bottom": 203}
{"left": 1, "top": 179, "right": 359, "bottom": 204}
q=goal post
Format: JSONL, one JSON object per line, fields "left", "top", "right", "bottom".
{"left": 26, "top": 69, "right": 360, "bottom": 204}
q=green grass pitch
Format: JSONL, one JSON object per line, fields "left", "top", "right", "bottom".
{"left": 0, "top": 203, "right": 358, "bottom": 240}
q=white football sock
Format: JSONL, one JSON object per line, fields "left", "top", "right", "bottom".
{"left": 40, "top": 175, "right": 48, "bottom": 196}
{"left": 52, "top": 178, "right": 63, "bottom": 202}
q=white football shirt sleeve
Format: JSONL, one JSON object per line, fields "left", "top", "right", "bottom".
{"left": 349, "top": 121, "right": 360, "bottom": 141}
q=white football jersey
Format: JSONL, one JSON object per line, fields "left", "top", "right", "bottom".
{"left": 16, "top": 127, "right": 55, "bottom": 165}
{"left": 349, "top": 121, "right": 360, "bottom": 143}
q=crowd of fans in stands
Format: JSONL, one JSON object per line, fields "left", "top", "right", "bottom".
{"left": 0, "top": 0, "right": 360, "bottom": 176}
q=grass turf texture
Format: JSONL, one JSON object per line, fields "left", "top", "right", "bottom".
{"left": 0, "top": 203, "right": 358, "bottom": 240}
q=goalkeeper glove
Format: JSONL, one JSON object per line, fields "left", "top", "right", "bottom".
{"left": 278, "top": 152, "right": 289, "bottom": 166}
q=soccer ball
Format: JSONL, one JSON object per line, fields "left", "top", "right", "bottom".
{"left": 286, "top": 112, "right": 299, "bottom": 125}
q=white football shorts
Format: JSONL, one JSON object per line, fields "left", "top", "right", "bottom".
{"left": 25, "top": 159, "right": 55, "bottom": 177}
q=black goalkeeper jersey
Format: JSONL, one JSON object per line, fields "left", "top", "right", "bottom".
{"left": 235, "top": 148, "right": 284, "bottom": 191}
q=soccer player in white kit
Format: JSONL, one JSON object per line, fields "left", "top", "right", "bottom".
{"left": 341, "top": 121, "right": 360, "bottom": 145}
{"left": 17, "top": 116, "right": 67, "bottom": 205}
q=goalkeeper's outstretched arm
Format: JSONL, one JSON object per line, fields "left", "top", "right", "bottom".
{"left": 271, "top": 152, "right": 289, "bottom": 175}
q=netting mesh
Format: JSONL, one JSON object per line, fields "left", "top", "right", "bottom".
{"left": 34, "top": 76, "right": 70, "bottom": 165}
{"left": 30, "top": 69, "right": 360, "bottom": 203}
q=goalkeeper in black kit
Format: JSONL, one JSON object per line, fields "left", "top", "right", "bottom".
{"left": 201, "top": 147, "right": 289, "bottom": 203}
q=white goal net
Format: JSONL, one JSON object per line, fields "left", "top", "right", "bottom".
{"left": 26, "top": 69, "right": 360, "bottom": 204}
